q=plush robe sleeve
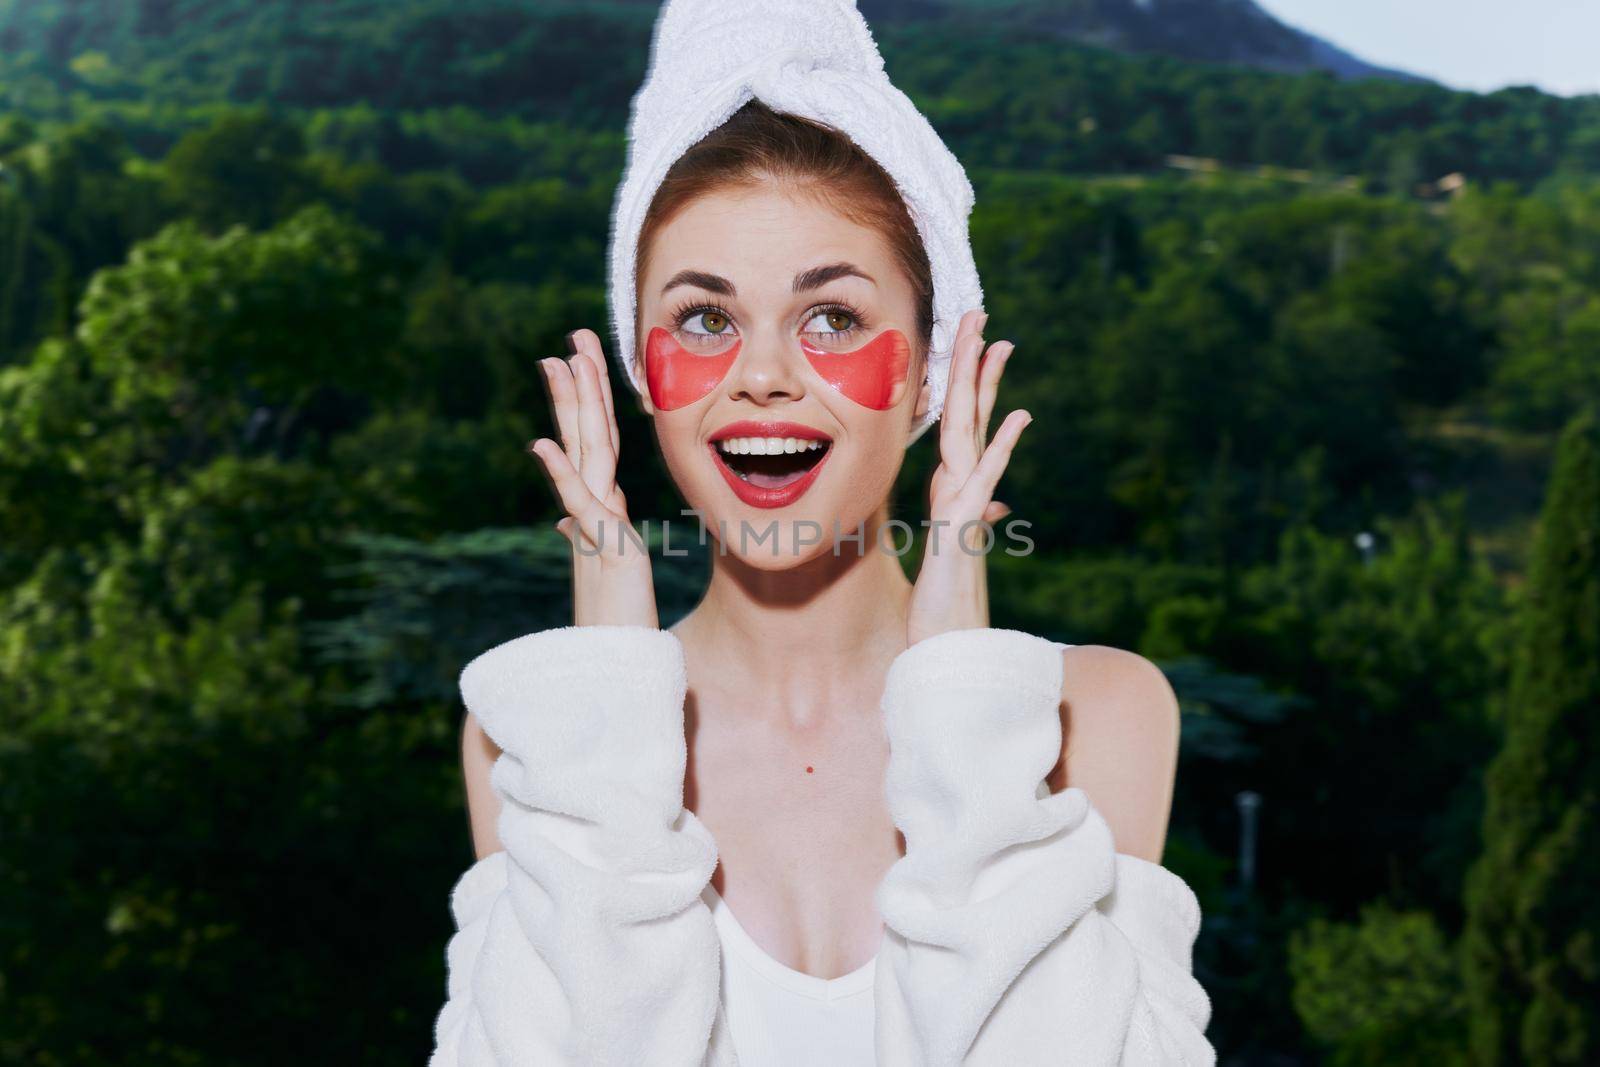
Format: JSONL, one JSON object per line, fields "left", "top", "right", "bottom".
{"left": 428, "top": 624, "right": 739, "bottom": 1067}
{"left": 872, "top": 627, "right": 1216, "bottom": 1067}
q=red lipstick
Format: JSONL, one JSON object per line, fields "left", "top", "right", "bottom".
{"left": 706, "top": 419, "right": 834, "bottom": 509}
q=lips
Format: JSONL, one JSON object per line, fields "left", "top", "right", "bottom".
{"left": 708, "top": 419, "right": 833, "bottom": 445}
{"left": 707, "top": 420, "right": 834, "bottom": 509}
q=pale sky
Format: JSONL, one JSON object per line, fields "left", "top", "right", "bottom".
{"left": 1254, "top": 0, "right": 1600, "bottom": 97}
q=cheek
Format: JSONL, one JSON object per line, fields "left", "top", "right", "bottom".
{"left": 800, "top": 328, "right": 912, "bottom": 410}
{"left": 645, "top": 326, "right": 740, "bottom": 410}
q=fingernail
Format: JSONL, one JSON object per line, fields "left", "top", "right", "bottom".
{"left": 564, "top": 331, "right": 580, "bottom": 355}
{"left": 526, "top": 438, "right": 542, "bottom": 454}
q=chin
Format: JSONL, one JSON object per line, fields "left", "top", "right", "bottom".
{"left": 669, "top": 469, "right": 888, "bottom": 571}
{"left": 719, "top": 521, "right": 858, "bottom": 569}
{"left": 693, "top": 497, "right": 880, "bottom": 568}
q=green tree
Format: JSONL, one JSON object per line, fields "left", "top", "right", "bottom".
{"left": 1461, "top": 405, "right": 1600, "bottom": 1065}
{"left": 1289, "top": 902, "right": 1467, "bottom": 1066}
{"left": 160, "top": 108, "right": 319, "bottom": 234}
{"left": 73, "top": 202, "right": 407, "bottom": 462}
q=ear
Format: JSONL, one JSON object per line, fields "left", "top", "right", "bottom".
{"left": 632, "top": 348, "right": 658, "bottom": 417}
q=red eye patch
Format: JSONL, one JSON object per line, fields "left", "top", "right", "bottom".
{"left": 800, "top": 328, "right": 912, "bottom": 410}
{"left": 644, "top": 326, "right": 740, "bottom": 410}
{"left": 644, "top": 325, "right": 913, "bottom": 411}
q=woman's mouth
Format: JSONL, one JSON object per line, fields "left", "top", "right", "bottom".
{"left": 706, "top": 429, "right": 833, "bottom": 509}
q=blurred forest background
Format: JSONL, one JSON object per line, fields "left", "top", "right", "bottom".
{"left": 2, "top": 1, "right": 1597, "bottom": 1064}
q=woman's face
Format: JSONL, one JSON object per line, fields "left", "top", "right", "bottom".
{"left": 634, "top": 179, "right": 929, "bottom": 568}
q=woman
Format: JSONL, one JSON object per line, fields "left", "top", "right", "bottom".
{"left": 431, "top": 2, "right": 1214, "bottom": 1065}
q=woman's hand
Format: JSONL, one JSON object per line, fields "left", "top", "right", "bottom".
{"left": 905, "top": 308, "right": 1031, "bottom": 648}
{"left": 528, "top": 328, "right": 660, "bottom": 629}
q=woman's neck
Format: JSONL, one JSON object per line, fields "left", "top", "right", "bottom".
{"left": 674, "top": 505, "right": 914, "bottom": 715}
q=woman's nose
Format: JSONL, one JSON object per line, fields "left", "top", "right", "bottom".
{"left": 727, "top": 328, "right": 805, "bottom": 404}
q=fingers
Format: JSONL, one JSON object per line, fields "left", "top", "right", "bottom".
{"left": 982, "top": 500, "right": 1012, "bottom": 525}
{"left": 541, "top": 357, "right": 584, "bottom": 471}
{"left": 534, "top": 328, "right": 634, "bottom": 556}
{"left": 570, "top": 329, "right": 620, "bottom": 458}
{"left": 937, "top": 308, "right": 987, "bottom": 472}
{"left": 542, "top": 335, "right": 622, "bottom": 500}
{"left": 568, "top": 348, "right": 618, "bottom": 495}
{"left": 938, "top": 308, "right": 1019, "bottom": 478}
{"left": 528, "top": 437, "right": 612, "bottom": 549}
{"left": 963, "top": 408, "right": 1033, "bottom": 513}
{"left": 975, "top": 339, "right": 1013, "bottom": 445}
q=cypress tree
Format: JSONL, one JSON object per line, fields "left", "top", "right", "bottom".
{"left": 1461, "top": 405, "right": 1600, "bottom": 1065}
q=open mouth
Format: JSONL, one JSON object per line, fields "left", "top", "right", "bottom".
{"left": 713, "top": 437, "right": 832, "bottom": 489}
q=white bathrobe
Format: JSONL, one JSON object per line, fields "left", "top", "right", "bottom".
{"left": 428, "top": 625, "right": 1215, "bottom": 1066}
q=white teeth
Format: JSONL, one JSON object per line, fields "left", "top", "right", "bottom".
{"left": 716, "top": 436, "right": 827, "bottom": 455}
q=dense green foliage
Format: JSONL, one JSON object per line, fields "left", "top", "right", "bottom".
{"left": 1, "top": 2, "right": 1595, "bottom": 1063}
{"left": 1461, "top": 408, "right": 1600, "bottom": 1066}
{"left": 3, "top": 0, "right": 1600, "bottom": 190}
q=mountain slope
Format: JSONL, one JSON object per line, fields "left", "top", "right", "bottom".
{"left": 2, "top": 0, "right": 1424, "bottom": 86}
{"left": 861, "top": 0, "right": 1426, "bottom": 83}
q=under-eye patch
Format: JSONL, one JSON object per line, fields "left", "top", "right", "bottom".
{"left": 801, "top": 328, "right": 911, "bottom": 410}
{"left": 645, "top": 326, "right": 741, "bottom": 410}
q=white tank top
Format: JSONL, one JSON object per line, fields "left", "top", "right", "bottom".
{"left": 702, "top": 883, "right": 878, "bottom": 1066}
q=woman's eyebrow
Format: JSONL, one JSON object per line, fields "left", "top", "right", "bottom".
{"left": 659, "top": 262, "right": 877, "bottom": 298}
{"left": 793, "top": 262, "right": 877, "bottom": 293}
{"left": 660, "top": 269, "right": 734, "bottom": 297}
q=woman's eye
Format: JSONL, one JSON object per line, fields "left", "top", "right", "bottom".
{"left": 682, "top": 309, "right": 732, "bottom": 337}
{"left": 803, "top": 308, "right": 857, "bottom": 336}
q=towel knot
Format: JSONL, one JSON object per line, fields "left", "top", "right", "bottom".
{"left": 747, "top": 44, "right": 824, "bottom": 97}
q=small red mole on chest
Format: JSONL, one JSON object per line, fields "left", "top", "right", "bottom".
{"left": 805, "top": 765, "right": 814, "bottom": 773}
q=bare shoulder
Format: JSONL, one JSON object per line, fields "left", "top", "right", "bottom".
{"left": 1057, "top": 644, "right": 1182, "bottom": 745}
{"left": 461, "top": 710, "right": 506, "bottom": 861}
{"left": 1056, "top": 644, "right": 1180, "bottom": 864}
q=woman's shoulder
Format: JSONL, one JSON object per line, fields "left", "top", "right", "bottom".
{"left": 1052, "top": 640, "right": 1181, "bottom": 863}
{"left": 1049, "top": 639, "right": 1174, "bottom": 713}
{"left": 977, "top": 629, "right": 1168, "bottom": 706}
